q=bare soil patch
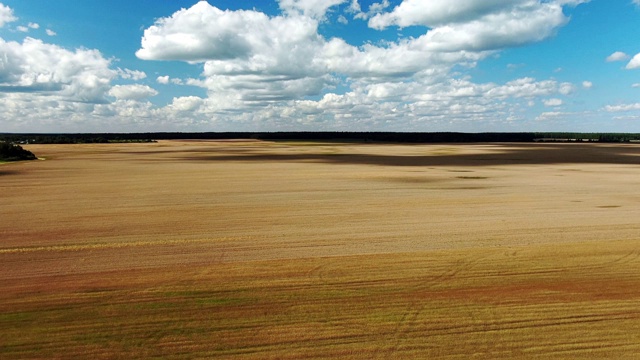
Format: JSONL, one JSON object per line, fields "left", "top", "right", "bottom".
{"left": 1, "top": 141, "right": 640, "bottom": 358}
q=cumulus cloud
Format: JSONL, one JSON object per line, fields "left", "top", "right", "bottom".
{"left": 156, "top": 75, "right": 188, "bottom": 85}
{"left": 45, "top": 29, "right": 56, "bottom": 36}
{"left": 130, "top": 0, "right": 587, "bottom": 128}
{"left": 0, "top": 0, "right": 588, "bottom": 133}
{"left": 626, "top": 53, "right": 640, "bottom": 69}
{"left": 606, "top": 51, "right": 630, "bottom": 62}
{"left": 605, "top": 103, "right": 640, "bottom": 112}
{"left": 369, "top": 0, "right": 570, "bottom": 52}
{"left": 157, "top": 75, "right": 170, "bottom": 84}
{"left": 137, "top": 1, "right": 580, "bottom": 80}
{"left": 536, "top": 111, "right": 567, "bottom": 121}
{"left": 0, "top": 0, "right": 619, "bottom": 133}
{"left": 484, "top": 77, "right": 573, "bottom": 99}
{"left": 350, "top": 0, "right": 392, "bottom": 20}
{"left": 370, "top": 0, "right": 528, "bottom": 29}
{"left": 0, "top": 37, "right": 115, "bottom": 103}
{"left": 117, "top": 68, "right": 146, "bottom": 81}
{"left": 169, "top": 96, "right": 204, "bottom": 112}
{"left": 278, "top": 0, "right": 347, "bottom": 19}
{"left": 543, "top": 98, "right": 563, "bottom": 107}
{"left": 137, "top": 2, "right": 340, "bottom": 108}
{"left": 108, "top": 84, "right": 158, "bottom": 100}
{"left": 17, "top": 22, "right": 39, "bottom": 32}
{"left": 0, "top": 3, "right": 16, "bottom": 27}
{"left": 138, "top": 2, "right": 287, "bottom": 62}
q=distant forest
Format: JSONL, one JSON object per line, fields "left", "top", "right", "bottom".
{"left": 2, "top": 132, "right": 640, "bottom": 144}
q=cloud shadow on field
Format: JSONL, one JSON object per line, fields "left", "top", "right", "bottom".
{"left": 176, "top": 144, "right": 640, "bottom": 167}
{"left": 0, "top": 169, "right": 21, "bottom": 176}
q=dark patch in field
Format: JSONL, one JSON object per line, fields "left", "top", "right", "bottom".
{"left": 0, "top": 170, "right": 20, "bottom": 176}
{"left": 377, "top": 176, "right": 438, "bottom": 184}
{"left": 178, "top": 144, "right": 640, "bottom": 167}
{"left": 449, "top": 186, "right": 489, "bottom": 190}
{"left": 456, "top": 176, "right": 488, "bottom": 180}
{"left": 598, "top": 205, "right": 621, "bottom": 209}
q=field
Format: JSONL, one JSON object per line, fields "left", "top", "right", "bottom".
{"left": 2, "top": 140, "right": 640, "bottom": 359}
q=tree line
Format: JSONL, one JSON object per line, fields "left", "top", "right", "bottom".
{"left": 2, "top": 132, "right": 640, "bottom": 144}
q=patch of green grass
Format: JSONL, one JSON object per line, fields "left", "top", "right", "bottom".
{"left": 0, "top": 311, "right": 39, "bottom": 323}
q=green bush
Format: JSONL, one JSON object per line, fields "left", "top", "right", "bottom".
{"left": 0, "top": 142, "right": 37, "bottom": 162}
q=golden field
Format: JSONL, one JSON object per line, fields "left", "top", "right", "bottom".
{"left": 1, "top": 140, "right": 640, "bottom": 359}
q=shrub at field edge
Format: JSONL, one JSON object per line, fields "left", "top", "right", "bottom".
{"left": 0, "top": 142, "right": 37, "bottom": 162}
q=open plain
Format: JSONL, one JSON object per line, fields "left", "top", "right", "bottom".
{"left": 2, "top": 140, "right": 640, "bottom": 359}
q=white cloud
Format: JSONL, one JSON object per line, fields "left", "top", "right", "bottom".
{"left": 46, "top": 29, "right": 57, "bottom": 36}
{"left": 117, "top": 68, "right": 147, "bottom": 81}
{"left": 370, "top": 0, "right": 528, "bottom": 29}
{"left": 536, "top": 111, "right": 568, "bottom": 121}
{"left": 365, "top": 0, "right": 579, "bottom": 54}
{"left": 483, "top": 77, "right": 573, "bottom": 99}
{"left": 169, "top": 96, "right": 204, "bottom": 112}
{"left": 559, "top": 83, "right": 575, "bottom": 95}
{"left": 0, "top": 0, "right": 617, "bottom": 133}
{"left": 0, "top": 37, "right": 116, "bottom": 103}
{"left": 626, "top": 53, "right": 640, "bottom": 69}
{"left": 367, "top": 1, "right": 573, "bottom": 53}
{"left": 16, "top": 22, "right": 39, "bottom": 32}
{"left": 605, "top": 103, "right": 640, "bottom": 112}
{"left": 278, "top": 0, "right": 347, "bottom": 19}
{"left": 582, "top": 81, "right": 593, "bottom": 89}
{"left": 413, "top": 4, "right": 568, "bottom": 52}
{"left": 0, "top": 3, "right": 16, "bottom": 28}
{"left": 606, "top": 51, "right": 630, "bottom": 62}
{"left": 632, "top": 83, "right": 640, "bottom": 88}
{"left": 507, "top": 63, "right": 525, "bottom": 70}
{"left": 556, "top": 0, "right": 591, "bottom": 5}
{"left": 347, "top": 0, "right": 361, "bottom": 13}
{"left": 131, "top": 1, "right": 586, "bottom": 129}
{"left": 137, "top": 2, "right": 338, "bottom": 107}
{"left": 108, "top": 84, "right": 158, "bottom": 100}
{"left": 352, "top": 0, "right": 392, "bottom": 20}
{"left": 156, "top": 75, "right": 185, "bottom": 85}
{"left": 543, "top": 98, "right": 563, "bottom": 107}
{"left": 137, "top": 3, "right": 264, "bottom": 62}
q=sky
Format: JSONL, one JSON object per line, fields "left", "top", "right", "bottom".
{"left": 0, "top": 0, "right": 639, "bottom": 133}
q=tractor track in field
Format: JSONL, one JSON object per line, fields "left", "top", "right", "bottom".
{"left": 373, "top": 253, "right": 492, "bottom": 359}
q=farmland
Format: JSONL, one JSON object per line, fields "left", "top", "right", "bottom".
{"left": 2, "top": 140, "right": 640, "bottom": 359}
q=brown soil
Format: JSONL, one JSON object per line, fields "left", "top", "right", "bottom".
{"left": 1, "top": 141, "right": 640, "bottom": 359}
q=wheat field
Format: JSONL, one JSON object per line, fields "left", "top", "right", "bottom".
{"left": 1, "top": 140, "right": 640, "bottom": 359}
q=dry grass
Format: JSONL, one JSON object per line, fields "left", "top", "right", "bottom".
{"left": 1, "top": 141, "right": 640, "bottom": 359}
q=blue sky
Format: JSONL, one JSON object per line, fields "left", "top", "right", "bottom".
{"left": 0, "top": 0, "right": 639, "bottom": 133}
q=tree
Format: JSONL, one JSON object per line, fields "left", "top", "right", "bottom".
{"left": 0, "top": 142, "right": 37, "bottom": 162}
